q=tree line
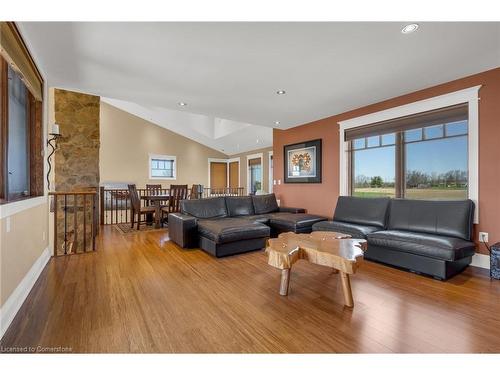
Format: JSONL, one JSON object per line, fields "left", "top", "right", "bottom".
{"left": 355, "top": 169, "right": 467, "bottom": 189}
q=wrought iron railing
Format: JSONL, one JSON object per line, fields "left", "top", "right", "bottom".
{"left": 203, "top": 187, "right": 245, "bottom": 197}
{"left": 49, "top": 191, "right": 98, "bottom": 256}
{"left": 99, "top": 186, "right": 245, "bottom": 225}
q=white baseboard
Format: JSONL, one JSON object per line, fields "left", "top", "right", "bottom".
{"left": 0, "top": 247, "right": 50, "bottom": 340}
{"left": 471, "top": 253, "right": 490, "bottom": 270}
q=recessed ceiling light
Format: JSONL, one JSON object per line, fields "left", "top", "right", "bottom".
{"left": 274, "top": 121, "right": 280, "bottom": 125}
{"left": 178, "top": 102, "right": 187, "bottom": 106}
{"left": 401, "top": 24, "right": 419, "bottom": 34}
{"left": 276, "top": 90, "right": 286, "bottom": 95}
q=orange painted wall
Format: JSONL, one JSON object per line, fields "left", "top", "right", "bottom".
{"left": 273, "top": 67, "right": 500, "bottom": 254}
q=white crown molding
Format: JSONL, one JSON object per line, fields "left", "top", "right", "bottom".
{"left": 0, "top": 247, "right": 50, "bottom": 339}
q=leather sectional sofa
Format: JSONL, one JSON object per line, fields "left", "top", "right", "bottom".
{"left": 168, "top": 194, "right": 326, "bottom": 257}
{"left": 312, "top": 196, "right": 476, "bottom": 280}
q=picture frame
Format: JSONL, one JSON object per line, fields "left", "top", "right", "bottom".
{"left": 283, "top": 139, "right": 322, "bottom": 183}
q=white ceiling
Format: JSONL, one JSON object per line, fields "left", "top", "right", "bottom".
{"left": 18, "top": 22, "right": 500, "bottom": 151}
{"left": 101, "top": 97, "right": 272, "bottom": 155}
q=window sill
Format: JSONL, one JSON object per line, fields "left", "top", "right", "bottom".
{"left": 0, "top": 195, "right": 47, "bottom": 219}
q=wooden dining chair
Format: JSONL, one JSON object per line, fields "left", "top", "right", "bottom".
{"left": 189, "top": 184, "right": 203, "bottom": 200}
{"left": 128, "top": 184, "right": 156, "bottom": 230}
{"left": 161, "top": 184, "right": 188, "bottom": 222}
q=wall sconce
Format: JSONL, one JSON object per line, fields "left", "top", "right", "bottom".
{"left": 46, "top": 124, "right": 62, "bottom": 191}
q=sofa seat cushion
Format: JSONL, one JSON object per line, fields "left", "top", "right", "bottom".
{"left": 312, "top": 220, "right": 381, "bottom": 239}
{"left": 367, "top": 230, "right": 475, "bottom": 261}
{"left": 198, "top": 218, "right": 270, "bottom": 244}
{"left": 269, "top": 213, "right": 327, "bottom": 231}
{"left": 242, "top": 214, "right": 272, "bottom": 224}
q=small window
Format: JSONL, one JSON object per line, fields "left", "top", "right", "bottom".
{"left": 149, "top": 155, "right": 176, "bottom": 180}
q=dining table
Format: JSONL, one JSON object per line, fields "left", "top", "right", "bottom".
{"left": 140, "top": 194, "right": 170, "bottom": 229}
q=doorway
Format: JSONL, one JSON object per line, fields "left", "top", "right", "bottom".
{"left": 246, "top": 153, "right": 263, "bottom": 195}
{"left": 208, "top": 158, "right": 240, "bottom": 192}
{"left": 268, "top": 151, "right": 273, "bottom": 193}
{"left": 210, "top": 162, "right": 227, "bottom": 189}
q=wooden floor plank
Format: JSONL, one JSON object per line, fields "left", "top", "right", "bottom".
{"left": 1, "top": 226, "right": 499, "bottom": 353}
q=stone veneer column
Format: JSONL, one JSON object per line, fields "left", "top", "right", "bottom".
{"left": 53, "top": 89, "right": 100, "bottom": 255}
{"left": 54, "top": 88, "right": 100, "bottom": 190}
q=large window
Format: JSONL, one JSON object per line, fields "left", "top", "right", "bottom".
{"left": 348, "top": 105, "right": 468, "bottom": 200}
{"left": 149, "top": 154, "right": 176, "bottom": 180}
{"left": 7, "top": 65, "right": 29, "bottom": 198}
{"left": 1, "top": 53, "right": 44, "bottom": 202}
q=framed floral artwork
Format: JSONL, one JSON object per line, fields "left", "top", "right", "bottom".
{"left": 283, "top": 139, "right": 322, "bottom": 183}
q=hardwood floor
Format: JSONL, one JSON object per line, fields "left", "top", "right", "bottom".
{"left": 2, "top": 226, "right": 500, "bottom": 353}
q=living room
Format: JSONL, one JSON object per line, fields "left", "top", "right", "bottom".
{"left": 1, "top": 1, "right": 500, "bottom": 373}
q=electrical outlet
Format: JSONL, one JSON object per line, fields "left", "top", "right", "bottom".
{"left": 42, "top": 231, "right": 46, "bottom": 241}
{"left": 6, "top": 217, "right": 11, "bottom": 233}
{"left": 479, "top": 232, "right": 489, "bottom": 243}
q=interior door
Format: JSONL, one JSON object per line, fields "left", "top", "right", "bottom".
{"left": 229, "top": 161, "right": 239, "bottom": 189}
{"left": 210, "top": 162, "right": 228, "bottom": 189}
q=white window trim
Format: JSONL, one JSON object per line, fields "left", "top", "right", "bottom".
{"left": 246, "top": 153, "right": 264, "bottom": 195}
{"left": 149, "top": 154, "right": 176, "bottom": 180}
{"left": 338, "top": 85, "right": 481, "bottom": 223}
{"left": 268, "top": 151, "right": 274, "bottom": 193}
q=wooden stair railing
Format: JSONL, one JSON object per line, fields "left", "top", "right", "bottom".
{"left": 49, "top": 191, "right": 98, "bottom": 256}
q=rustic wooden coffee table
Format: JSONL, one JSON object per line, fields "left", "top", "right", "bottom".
{"left": 265, "top": 231, "right": 366, "bottom": 307}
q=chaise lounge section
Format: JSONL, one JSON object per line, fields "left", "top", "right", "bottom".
{"left": 169, "top": 193, "right": 327, "bottom": 257}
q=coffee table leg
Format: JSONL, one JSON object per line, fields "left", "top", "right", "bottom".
{"left": 339, "top": 272, "right": 354, "bottom": 307}
{"left": 279, "top": 269, "right": 291, "bottom": 296}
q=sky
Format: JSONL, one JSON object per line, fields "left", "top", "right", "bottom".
{"left": 354, "top": 136, "right": 468, "bottom": 182}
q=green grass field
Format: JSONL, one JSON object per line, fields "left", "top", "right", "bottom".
{"left": 353, "top": 188, "right": 467, "bottom": 199}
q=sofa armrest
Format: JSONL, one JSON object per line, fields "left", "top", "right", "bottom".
{"left": 279, "top": 206, "right": 306, "bottom": 213}
{"left": 168, "top": 213, "right": 198, "bottom": 248}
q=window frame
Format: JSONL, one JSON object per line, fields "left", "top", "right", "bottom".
{"left": 338, "top": 86, "right": 480, "bottom": 223}
{"left": 0, "top": 56, "right": 44, "bottom": 204}
{"left": 148, "top": 154, "right": 177, "bottom": 180}
{"left": 348, "top": 126, "right": 469, "bottom": 199}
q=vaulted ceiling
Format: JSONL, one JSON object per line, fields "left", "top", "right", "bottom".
{"left": 18, "top": 22, "right": 500, "bottom": 154}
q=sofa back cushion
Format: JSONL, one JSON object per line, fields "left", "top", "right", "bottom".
{"left": 333, "top": 196, "right": 390, "bottom": 228}
{"left": 226, "top": 196, "right": 255, "bottom": 217}
{"left": 388, "top": 199, "right": 474, "bottom": 240}
{"left": 181, "top": 197, "right": 228, "bottom": 219}
{"left": 252, "top": 193, "right": 279, "bottom": 214}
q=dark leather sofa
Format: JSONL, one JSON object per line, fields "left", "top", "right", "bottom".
{"left": 169, "top": 193, "right": 326, "bottom": 257}
{"left": 312, "top": 196, "right": 476, "bottom": 280}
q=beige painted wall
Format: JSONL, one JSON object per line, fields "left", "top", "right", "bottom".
{"left": 229, "top": 147, "right": 273, "bottom": 195}
{"left": 100, "top": 102, "right": 227, "bottom": 188}
{"left": 0, "top": 201, "right": 49, "bottom": 306}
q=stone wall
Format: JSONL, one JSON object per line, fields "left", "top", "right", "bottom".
{"left": 54, "top": 88, "right": 100, "bottom": 191}
{"left": 53, "top": 89, "right": 100, "bottom": 255}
